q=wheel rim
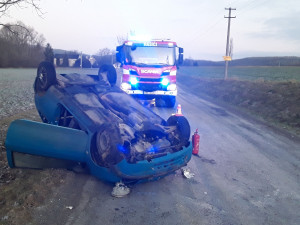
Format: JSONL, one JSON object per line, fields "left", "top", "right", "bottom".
{"left": 38, "top": 67, "right": 48, "bottom": 89}
{"left": 99, "top": 70, "right": 108, "bottom": 82}
{"left": 99, "top": 131, "right": 110, "bottom": 151}
{"left": 97, "top": 131, "right": 111, "bottom": 160}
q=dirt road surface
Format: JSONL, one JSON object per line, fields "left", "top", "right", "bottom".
{"left": 24, "top": 83, "right": 300, "bottom": 225}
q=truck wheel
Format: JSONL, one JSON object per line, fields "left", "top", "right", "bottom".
{"left": 93, "top": 124, "right": 123, "bottom": 167}
{"left": 165, "top": 96, "right": 176, "bottom": 108}
{"left": 98, "top": 64, "right": 117, "bottom": 86}
{"left": 155, "top": 97, "right": 164, "bottom": 107}
{"left": 156, "top": 96, "right": 176, "bottom": 108}
{"left": 34, "top": 61, "right": 57, "bottom": 95}
{"left": 167, "top": 115, "right": 190, "bottom": 146}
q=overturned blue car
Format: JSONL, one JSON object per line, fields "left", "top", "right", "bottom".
{"left": 5, "top": 62, "right": 192, "bottom": 183}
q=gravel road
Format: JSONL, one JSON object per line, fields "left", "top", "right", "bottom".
{"left": 28, "top": 84, "right": 300, "bottom": 225}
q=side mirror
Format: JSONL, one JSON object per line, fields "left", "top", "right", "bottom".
{"left": 178, "top": 47, "right": 184, "bottom": 65}
{"left": 116, "top": 52, "right": 121, "bottom": 63}
{"left": 178, "top": 54, "right": 184, "bottom": 65}
{"left": 116, "top": 45, "right": 122, "bottom": 52}
{"left": 116, "top": 45, "right": 123, "bottom": 63}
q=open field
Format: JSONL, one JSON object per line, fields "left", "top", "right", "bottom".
{"left": 0, "top": 68, "right": 98, "bottom": 120}
{"left": 0, "top": 66, "right": 299, "bottom": 134}
{"left": 178, "top": 66, "right": 300, "bottom": 135}
{"left": 179, "top": 66, "right": 300, "bottom": 81}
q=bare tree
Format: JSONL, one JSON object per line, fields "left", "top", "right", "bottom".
{"left": 96, "top": 48, "right": 113, "bottom": 57}
{"left": 95, "top": 48, "right": 114, "bottom": 67}
{"left": 0, "top": 21, "right": 44, "bottom": 46}
{"left": 0, "top": 0, "right": 41, "bottom": 15}
{"left": 116, "top": 34, "right": 127, "bottom": 45}
{"left": 0, "top": 0, "right": 42, "bottom": 34}
{"left": 44, "top": 43, "right": 54, "bottom": 63}
{"left": 0, "top": 21, "right": 44, "bottom": 67}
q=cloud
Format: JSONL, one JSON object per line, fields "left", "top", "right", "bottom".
{"left": 254, "top": 13, "right": 300, "bottom": 41}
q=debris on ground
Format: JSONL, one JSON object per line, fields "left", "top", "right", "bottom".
{"left": 111, "top": 182, "right": 130, "bottom": 197}
{"left": 181, "top": 167, "right": 195, "bottom": 179}
{"left": 193, "top": 155, "right": 217, "bottom": 165}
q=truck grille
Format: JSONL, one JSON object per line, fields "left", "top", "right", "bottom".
{"left": 132, "top": 83, "right": 165, "bottom": 91}
{"left": 138, "top": 77, "right": 162, "bottom": 83}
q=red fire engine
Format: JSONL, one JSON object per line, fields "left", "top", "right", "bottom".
{"left": 116, "top": 39, "right": 183, "bottom": 107}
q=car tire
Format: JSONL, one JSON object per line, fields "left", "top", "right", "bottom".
{"left": 98, "top": 64, "right": 117, "bottom": 86}
{"left": 167, "top": 115, "right": 190, "bottom": 145}
{"left": 93, "top": 124, "right": 123, "bottom": 167}
{"left": 34, "top": 61, "right": 57, "bottom": 95}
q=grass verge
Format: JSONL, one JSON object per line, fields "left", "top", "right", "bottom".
{"left": 178, "top": 76, "right": 300, "bottom": 136}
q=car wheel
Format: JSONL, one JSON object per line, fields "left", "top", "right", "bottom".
{"left": 34, "top": 61, "right": 57, "bottom": 95}
{"left": 93, "top": 124, "right": 123, "bottom": 166}
{"left": 98, "top": 64, "right": 117, "bottom": 86}
{"left": 167, "top": 115, "right": 190, "bottom": 146}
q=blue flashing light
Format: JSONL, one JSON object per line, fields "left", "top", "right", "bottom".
{"left": 148, "top": 146, "right": 158, "bottom": 154}
{"left": 161, "top": 78, "right": 169, "bottom": 86}
{"left": 117, "top": 144, "right": 129, "bottom": 154}
{"left": 128, "top": 34, "right": 152, "bottom": 42}
{"left": 130, "top": 77, "right": 138, "bottom": 85}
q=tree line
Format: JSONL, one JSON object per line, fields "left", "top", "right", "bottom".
{"left": 183, "top": 57, "right": 300, "bottom": 67}
{"left": 0, "top": 21, "right": 45, "bottom": 67}
{"left": 0, "top": 22, "right": 116, "bottom": 68}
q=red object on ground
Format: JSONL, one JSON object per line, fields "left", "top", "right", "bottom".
{"left": 192, "top": 129, "right": 200, "bottom": 155}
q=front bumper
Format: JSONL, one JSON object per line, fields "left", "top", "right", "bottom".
{"left": 89, "top": 143, "right": 192, "bottom": 183}
{"left": 122, "top": 89, "right": 177, "bottom": 96}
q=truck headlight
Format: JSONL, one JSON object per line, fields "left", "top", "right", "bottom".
{"left": 167, "top": 84, "right": 176, "bottom": 91}
{"left": 129, "top": 77, "right": 138, "bottom": 85}
{"left": 161, "top": 78, "right": 169, "bottom": 86}
{"left": 121, "top": 82, "right": 131, "bottom": 90}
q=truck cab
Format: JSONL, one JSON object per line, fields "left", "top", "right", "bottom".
{"left": 116, "top": 39, "right": 183, "bottom": 107}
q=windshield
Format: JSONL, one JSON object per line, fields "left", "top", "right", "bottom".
{"left": 125, "top": 46, "right": 175, "bottom": 66}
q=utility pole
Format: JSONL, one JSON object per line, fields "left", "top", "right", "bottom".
{"left": 224, "top": 7, "right": 236, "bottom": 80}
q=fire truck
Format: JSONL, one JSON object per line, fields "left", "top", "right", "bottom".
{"left": 116, "top": 39, "right": 183, "bottom": 107}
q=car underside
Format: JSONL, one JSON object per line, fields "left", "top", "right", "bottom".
{"left": 5, "top": 62, "right": 192, "bottom": 182}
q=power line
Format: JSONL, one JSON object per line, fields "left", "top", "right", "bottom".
{"left": 186, "top": 7, "right": 225, "bottom": 43}
{"left": 235, "top": 0, "right": 269, "bottom": 16}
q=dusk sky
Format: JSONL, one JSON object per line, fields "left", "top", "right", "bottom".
{"left": 3, "top": 0, "right": 300, "bottom": 60}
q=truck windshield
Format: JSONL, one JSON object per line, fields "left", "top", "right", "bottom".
{"left": 125, "top": 46, "right": 175, "bottom": 66}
